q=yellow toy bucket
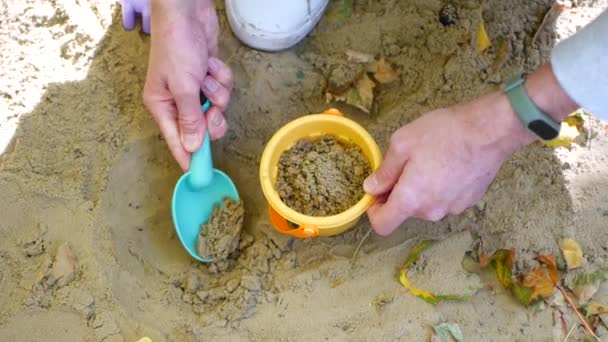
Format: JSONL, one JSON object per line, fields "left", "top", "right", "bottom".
{"left": 259, "top": 109, "right": 382, "bottom": 238}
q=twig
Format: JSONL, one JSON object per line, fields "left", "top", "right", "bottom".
{"left": 556, "top": 284, "right": 600, "bottom": 341}
{"left": 563, "top": 323, "right": 576, "bottom": 342}
{"left": 351, "top": 228, "right": 373, "bottom": 268}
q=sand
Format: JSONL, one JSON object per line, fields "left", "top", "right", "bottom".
{"left": 276, "top": 135, "right": 371, "bottom": 216}
{"left": 197, "top": 198, "right": 245, "bottom": 261}
{"left": 1, "top": 0, "right": 608, "bottom": 340}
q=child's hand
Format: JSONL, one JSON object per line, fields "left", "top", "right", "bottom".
{"left": 143, "top": 0, "right": 233, "bottom": 171}
{"left": 120, "top": 0, "right": 151, "bottom": 33}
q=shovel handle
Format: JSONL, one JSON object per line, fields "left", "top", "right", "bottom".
{"left": 268, "top": 205, "right": 319, "bottom": 238}
{"left": 188, "top": 97, "right": 213, "bottom": 190}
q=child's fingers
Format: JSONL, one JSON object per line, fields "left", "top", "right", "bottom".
{"left": 207, "top": 57, "right": 233, "bottom": 91}
{"left": 142, "top": 10, "right": 151, "bottom": 34}
{"left": 121, "top": 1, "right": 136, "bottom": 30}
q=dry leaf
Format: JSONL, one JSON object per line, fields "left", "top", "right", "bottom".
{"left": 572, "top": 283, "right": 599, "bottom": 306}
{"left": 327, "top": 74, "right": 375, "bottom": 113}
{"left": 368, "top": 58, "right": 399, "bottom": 84}
{"left": 492, "top": 36, "right": 510, "bottom": 70}
{"left": 482, "top": 251, "right": 559, "bottom": 305}
{"left": 432, "top": 322, "right": 464, "bottom": 342}
{"left": 544, "top": 113, "right": 584, "bottom": 147}
{"left": 479, "top": 249, "right": 515, "bottom": 288}
{"left": 399, "top": 241, "right": 470, "bottom": 304}
{"left": 520, "top": 255, "right": 558, "bottom": 303}
{"left": 346, "top": 50, "right": 375, "bottom": 63}
{"left": 586, "top": 302, "right": 608, "bottom": 316}
{"left": 476, "top": 16, "right": 492, "bottom": 52}
{"left": 559, "top": 238, "right": 583, "bottom": 269}
{"left": 522, "top": 268, "right": 555, "bottom": 302}
{"left": 327, "top": 64, "right": 365, "bottom": 94}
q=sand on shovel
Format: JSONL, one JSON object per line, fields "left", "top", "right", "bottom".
{"left": 197, "top": 198, "right": 245, "bottom": 261}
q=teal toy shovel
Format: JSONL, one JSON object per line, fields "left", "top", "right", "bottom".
{"left": 171, "top": 97, "right": 239, "bottom": 262}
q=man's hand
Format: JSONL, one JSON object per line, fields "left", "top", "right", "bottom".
{"left": 364, "top": 64, "right": 579, "bottom": 236}
{"left": 143, "top": 0, "right": 233, "bottom": 171}
{"left": 364, "top": 92, "right": 535, "bottom": 236}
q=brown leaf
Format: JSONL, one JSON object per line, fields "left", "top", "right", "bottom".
{"left": 521, "top": 268, "right": 555, "bottom": 301}
{"left": 537, "top": 255, "right": 558, "bottom": 283}
{"left": 520, "top": 255, "right": 558, "bottom": 302}
{"left": 368, "top": 58, "right": 399, "bottom": 84}
{"left": 326, "top": 74, "right": 375, "bottom": 113}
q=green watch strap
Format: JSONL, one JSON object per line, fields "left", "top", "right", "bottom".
{"left": 504, "top": 75, "right": 561, "bottom": 141}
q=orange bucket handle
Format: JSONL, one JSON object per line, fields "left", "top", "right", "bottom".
{"left": 268, "top": 205, "right": 319, "bottom": 238}
{"left": 323, "top": 108, "right": 343, "bottom": 116}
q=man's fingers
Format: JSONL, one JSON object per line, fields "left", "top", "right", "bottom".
{"left": 202, "top": 5, "right": 219, "bottom": 56}
{"left": 363, "top": 137, "right": 409, "bottom": 195}
{"left": 171, "top": 77, "right": 207, "bottom": 152}
{"left": 205, "top": 106, "right": 228, "bottom": 140}
{"left": 207, "top": 57, "right": 233, "bottom": 90}
{"left": 121, "top": 1, "right": 136, "bottom": 30}
{"left": 147, "top": 102, "right": 191, "bottom": 171}
{"left": 367, "top": 175, "right": 418, "bottom": 236}
{"left": 202, "top": 76, "right": 231, "bottom": 112}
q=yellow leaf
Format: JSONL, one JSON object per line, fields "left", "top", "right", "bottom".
{"left": 479, "top": 249, "right": 515, "bottom": 289}
{"left": 559, "top": 238, "right": 583, "bottom": 269}
{"left": 476, "top": 17, "right": 492, "bottom": 52}
{"left": 368, "top": 58, "right": 399, "bottom": 84}
{"left": 544, "top": 114, "right": 584, "bottom": 147}
{"left": 399, "top": 241, "right": 470, "bottom": 304}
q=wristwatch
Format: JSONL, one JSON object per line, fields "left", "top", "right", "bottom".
{"left": 503, "top": 74, "right": 561, "bottom": 141}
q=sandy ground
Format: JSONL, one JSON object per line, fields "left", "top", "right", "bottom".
{"left": 1, "top": 0, "right": 608, "bottom": 341}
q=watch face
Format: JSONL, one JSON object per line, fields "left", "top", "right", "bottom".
{"left": 529, "top": 120, "right": 560, "bottom": 140}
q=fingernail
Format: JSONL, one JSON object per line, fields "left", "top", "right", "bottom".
{"left": 210, "top": 112, "right": 224, "bottom": 128}
{"left": 363, "top": 175, "right": 376, "bottom": 192}
{"left": 181, "top": 133, "right": 201, "bottom": 152}
{"left": 203, "top": 78, "right": 219, "bottom": 92}
{"left": 208, "top": 58, "right": 220, "bottom": 73}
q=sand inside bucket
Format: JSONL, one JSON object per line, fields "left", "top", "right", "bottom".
{"left": 276, "top": 135, "right": 371, "bottom": 216}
